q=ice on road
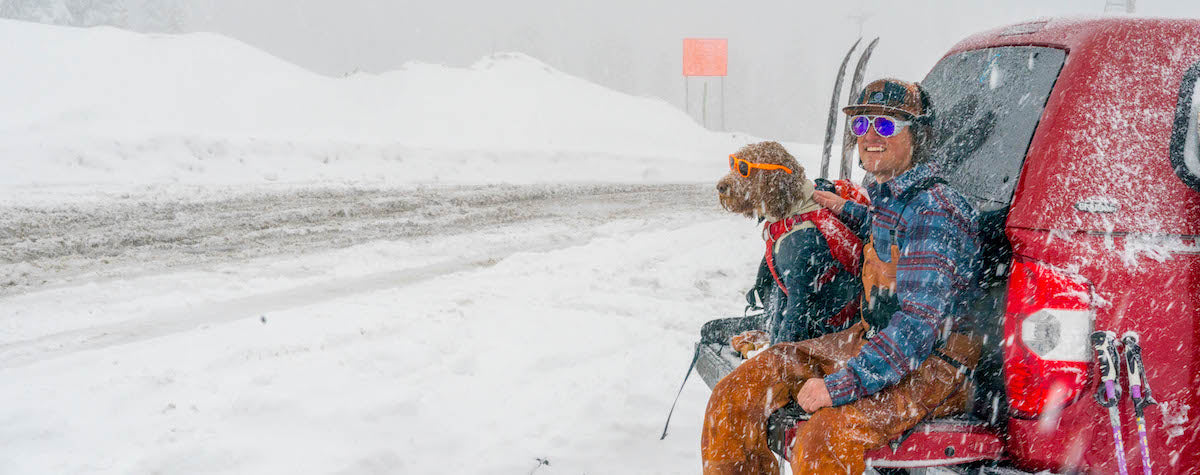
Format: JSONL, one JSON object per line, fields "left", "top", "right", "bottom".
{"left": 0, "top": 184, "right": 762, "bottom": 474}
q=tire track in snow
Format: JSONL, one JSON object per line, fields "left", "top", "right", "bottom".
{"left": 0, "top": 183, "right": 710, "bottom": 295}
{"left": 0, "top": 183, "right": 720, "bottom": 368}
{"left": 0, "top": 239, "right": 561, "bottom": 368}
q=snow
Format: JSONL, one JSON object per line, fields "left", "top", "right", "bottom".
{"left": 1, "top": 208, "right": 764, "bottom": 474}
{"left": 1118, "top": 233, "right": 1200, "bottom": 268}
{"left": 1160, "top": 400, "right": 1192, "bottom": 442}
{"left": 0, "top": 18, "right": 816, "bottom": 194}
{"left": 0, "top": 19, "right": 822, "bottom": 474}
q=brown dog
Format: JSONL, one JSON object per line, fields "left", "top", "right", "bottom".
{"left": 717, "top": 141, "right": 814, "bottom": 222}
{"left": 715, "top": 141, "right": 821, "bottom": 356}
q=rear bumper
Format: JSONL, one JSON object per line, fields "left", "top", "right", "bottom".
{"left": 695, "top": 342, "right": 742, "bottom": 390}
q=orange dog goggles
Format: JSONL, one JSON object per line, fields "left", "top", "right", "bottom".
{"left": 729, "top": 154, "right": 793, "bottom": 177}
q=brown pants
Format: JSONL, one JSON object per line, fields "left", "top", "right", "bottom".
{"left": 700, "top": 322, "right": 981, "bottom": 474}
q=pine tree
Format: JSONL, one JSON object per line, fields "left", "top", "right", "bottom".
{"left": 64, "top": 0, "right": 127, "bottom": 27}
{"left": 0, "top": 0, "right": 75, "bottom": 24}
{"left": 0, "top": 0, "right": 187, "bottom": 32}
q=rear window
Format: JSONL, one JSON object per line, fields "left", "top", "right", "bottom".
{"left": 1171, "top": 61, "right": 1200, "bottom": 193}
{"left": 921, "top": 46, "right": 1067, "bottom": 212}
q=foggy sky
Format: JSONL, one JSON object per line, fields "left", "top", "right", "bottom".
{"left": 184, "top": 0, "right": 1200, "bottom": 142}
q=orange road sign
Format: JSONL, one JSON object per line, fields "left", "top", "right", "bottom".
{"left": 683, "top": 38, "right": 727, "bottom": 77}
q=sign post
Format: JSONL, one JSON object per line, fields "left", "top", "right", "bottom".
{"left": 683, "top": 38, "right": 728, "bottom": 130}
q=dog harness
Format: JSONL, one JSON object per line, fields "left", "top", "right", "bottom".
{"left": 763, "top": 207, "right": 862, "bottom": 327}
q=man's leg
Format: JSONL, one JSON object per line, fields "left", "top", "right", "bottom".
{"left": 790, "top": 334, "right": 981, "bottom": 473}
{"left": 701, "top": 324, "right": 868, "bottom": 475}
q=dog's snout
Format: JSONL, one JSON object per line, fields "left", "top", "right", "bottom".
{"left": 717, "top": 182, "right": 730, "bottom": 195}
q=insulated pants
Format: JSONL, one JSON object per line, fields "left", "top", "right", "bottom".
{"left": 700, "top": 322, "right": 981, "bottom": 474}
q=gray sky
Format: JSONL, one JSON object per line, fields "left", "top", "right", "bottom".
{"left": 185, "top": 0, "right": 1200, "bottom": 141}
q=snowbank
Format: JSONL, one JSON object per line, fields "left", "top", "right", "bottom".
{"left": 0, "top": 19, "right": 811, "bottom": 188}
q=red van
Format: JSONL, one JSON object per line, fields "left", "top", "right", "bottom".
{"left": 697, "top": 17, "right": 1200, "bottom": 473}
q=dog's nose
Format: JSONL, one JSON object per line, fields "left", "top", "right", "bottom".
{"left": 717, "top": 182, "right": 729, "bottom": 195}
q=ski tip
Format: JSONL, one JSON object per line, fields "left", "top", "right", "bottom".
{"left": 1121, "top": 331, "right": 1140, "bottom": 343}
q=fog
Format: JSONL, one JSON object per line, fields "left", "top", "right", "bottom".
{"left": 13, "top": 0, "right": 1200, "bottom": 141}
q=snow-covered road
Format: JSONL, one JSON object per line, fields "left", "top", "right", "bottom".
{"left": 0, "top": 183, "right": 764, "bottom": 474}
{"left": 1, "top": 184, "right": 714, "bottom": 294}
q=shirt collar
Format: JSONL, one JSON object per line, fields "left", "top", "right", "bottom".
{"left": 869, "top": 163, "right": 936, "bottom": 199}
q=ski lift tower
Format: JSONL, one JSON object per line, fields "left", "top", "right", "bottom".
{"left": 1104, "top": 0, "right": 1136, "bottom": 14}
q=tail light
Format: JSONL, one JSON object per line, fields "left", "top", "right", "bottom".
{"left": 1003, "top": 256, "right": 1095, "bottom": 419}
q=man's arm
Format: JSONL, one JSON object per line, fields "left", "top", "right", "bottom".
{"left": 813, "top": 190, "right": 869, "bottom": 238}
{"left": 838, "top": 200, "right": 870, "bottom": 238}
{"left": 823, "top": 199, "right": 976, "bottom": 406}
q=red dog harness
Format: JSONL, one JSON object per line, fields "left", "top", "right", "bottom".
{"left": 763, "top": 208, "right": 861, "bottom": 295}
{"left": 762, "top": 181, "right": 867, "bottom": 328}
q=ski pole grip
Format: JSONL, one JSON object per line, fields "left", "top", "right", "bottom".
{"left": 1091, "top": 331, "right": 1121, "bottom": 405}
{"left": 1122, "top": 332, "right": 1144, "bottom": 388}
{"left": 1122, "top": 331, "right": 1157, "bottom": 411}
{"left": 1091, "top": 331, "right": 1119, "bottom": 381}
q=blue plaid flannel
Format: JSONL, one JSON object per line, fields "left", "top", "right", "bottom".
{"left": 823, "top": 163, "right": 981, "bottom": 407}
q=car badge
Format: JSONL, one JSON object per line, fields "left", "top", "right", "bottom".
{"left": 1074, "top": 197, "right": 1120, "bottom": 213}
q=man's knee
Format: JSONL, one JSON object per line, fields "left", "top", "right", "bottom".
{"left": 790, "top": 407, "right": 873, "bottom": 473}
{"left": 793, "top": 406, "right": 882, "bottom": 452}
{"left": 792, "top": 407, "right": 843, "bottom": 450}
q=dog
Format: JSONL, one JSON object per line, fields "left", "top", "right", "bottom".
{"left": 715, "top": 141, "right": 863, "bottom": 356}
{"left": 717, "top": 142, "right": 812, "bottom": 222}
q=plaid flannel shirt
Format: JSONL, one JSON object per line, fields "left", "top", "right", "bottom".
{"left": 823, "top": 164, "right": 981, "bottom": 407}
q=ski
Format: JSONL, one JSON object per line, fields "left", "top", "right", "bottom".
{"left": 1123, "top": 332, "right": 1156, "bottom": 475}
{"left": 840, "top": 37, "right": 880, "bottom": 181}
{"left": 820, "top": 38, "right": 862, "bottom": 180}
{"left": 1092, "top": 330, "right": 1130, "bottom": 475}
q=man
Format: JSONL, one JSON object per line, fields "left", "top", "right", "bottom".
{"left": 700, "top": 78, "right": 982, "bottom": 474}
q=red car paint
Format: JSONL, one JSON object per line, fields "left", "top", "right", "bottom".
{"left": 947, "top": 17, "right": 1200, "bottom": 472}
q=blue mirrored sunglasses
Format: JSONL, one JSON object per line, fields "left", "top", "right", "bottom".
{"left": 850, "top": 115, "right": 913, "bottom": 138}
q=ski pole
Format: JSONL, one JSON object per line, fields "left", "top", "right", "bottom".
{"left": 1123, "top": 332, "right": 1156, "bottom": 475}
{"left": 1092, "top": 330, "right": 1129, "bottom": 475}
{"left": 660, "top": 342, "right": 701, "bottom": 440}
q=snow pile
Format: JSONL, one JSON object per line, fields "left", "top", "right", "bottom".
{"left": 0, "top": 19, "right": 793, "bottom": 188}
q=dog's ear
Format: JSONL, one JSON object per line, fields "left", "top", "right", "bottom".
{"left": 752, "top": 142, "right": 806, "bottom": 219}
{"left": 760, "top": 166, "right": 798, "bottom": 219}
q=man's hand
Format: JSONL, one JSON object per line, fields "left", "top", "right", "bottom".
{"left": 812, "top": 190, "right": 847, "bottom": 215}
{"left": 795, "top": 378, "right": 833, "bottom": 412}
